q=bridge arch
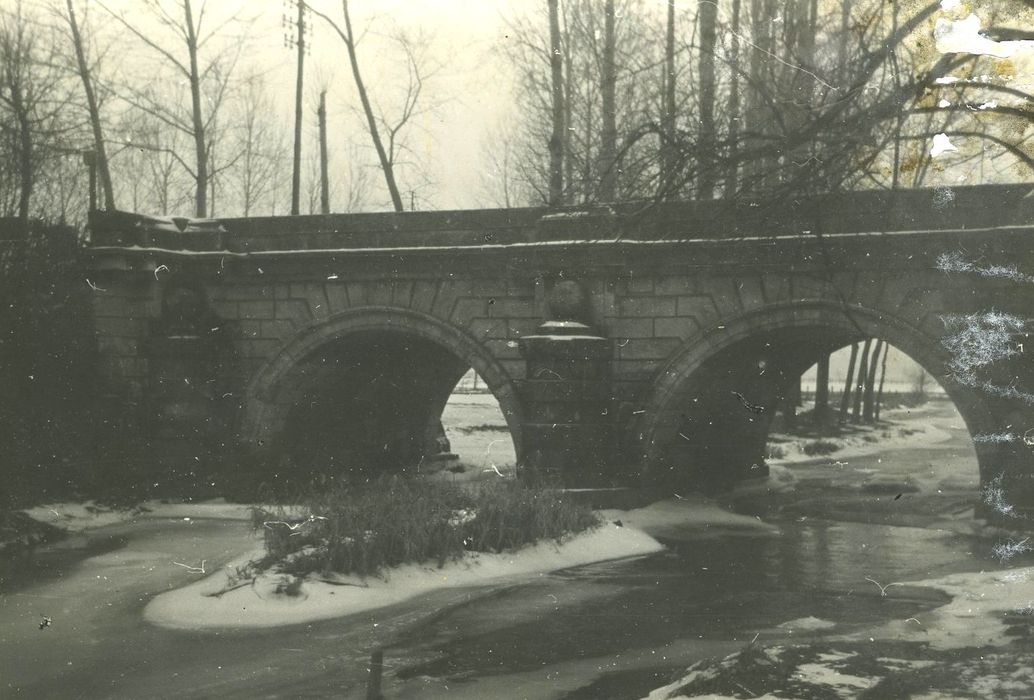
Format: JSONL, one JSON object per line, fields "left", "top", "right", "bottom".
{"left": 238, "top": 306, "right": 523, "bottom": 475}
{"left": 636, "top": 300, "right": 995, "bottom": 489}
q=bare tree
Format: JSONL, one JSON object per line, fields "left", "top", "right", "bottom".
{"left": 318, "top": 89, "right": 329, "bottom": 214}
{"left": 597, "top": 0, "right": 617, "bottom": 201}
{"left": 839, "top": 343, "right": 858, "bottom": 424}
{"left": 99, "top": 0, "right": 248, "bottom": 217}
{"left": 0, "top": 2, "right": 77, "bottom": 223}
{"left": 813, "top": 351, "right": 830, "bottom": 428}
{"left": 503, "top": 0, "right": 1034, "bottom": 208}
{"left": 337, "top": 140, "right": 370, "bottom": 213}
{"left": 231, "top": 74, "right": 283, "bottom": 217}
{"left": 310, "top": 1, "right": 404, "bottom": 211}
{"left": 506, "top": 0, "right": 661, "bottom": 206}
{"left": 862, "top": 339, "right": 884, "bottom": 423}
{"left": 696, "top": 0, "right": 718, "bottom": 199}
{"left": 661, "top": 0, "right": 677, "bottom": 193}
{"left": 477, "top": 119, "right": 532, "bottom": 208}
{"left": 852, "top": 338, "right": 872, "bottom": 422}
{"left": 63, "top": 0, "right": 113, "bottom": 210}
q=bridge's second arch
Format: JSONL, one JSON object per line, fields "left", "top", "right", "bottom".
{"left": 635, "top": 301, "right": 1005, "bottom": 495}
{"left": 238, "top": 307, "right": 524, "bottom": 478}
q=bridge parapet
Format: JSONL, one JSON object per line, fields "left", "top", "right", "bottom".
{"left": 86, "top": 184, "right": 1034, "bottom": 255}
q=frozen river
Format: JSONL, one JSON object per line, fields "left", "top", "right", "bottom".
{"left": 0, "top": 401, "right": 1014, "bottom": 699}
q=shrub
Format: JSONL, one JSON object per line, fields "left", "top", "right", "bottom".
{"left": 802, "top": 439, "right": 841, "bottom": 456}
{"left": 766, "top": 444, "right": 787, "bottom": 460}
{"left": 251, "top": 476, "right": 600, "bottom": 579}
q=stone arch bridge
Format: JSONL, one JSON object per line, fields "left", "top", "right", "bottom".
{"left": 84, "top": 185, "right": 1034, "bottom": 514}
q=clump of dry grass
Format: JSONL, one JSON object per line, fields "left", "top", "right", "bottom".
{"left": 251, "top": 476, "right": 599, "bottom": 579}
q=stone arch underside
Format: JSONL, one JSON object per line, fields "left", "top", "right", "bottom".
{"left": 636, "top": 301, "right": 998, "bottom": 491}
{"left": 238, "top": 307, "right": 523, "bottom": 475}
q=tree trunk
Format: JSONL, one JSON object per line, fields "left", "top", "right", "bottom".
{"left": 14, "top": 94, "right": 32, "bottom": 223}
{"left": 725, "top": 0, "right": 741, "bottom": 196}
{"left": 784, "top": 373, "right": 801, "bottom": 430}
{"left": 318, "top": 89, "right": 330, "bottom": 214}
{"left": 697, "top": 0, "right": 718, "bottom": 199}
{"left": 598, "top": 0, "right": 617, "bottom": 201}
{"left": 183, "top": 0, "right": 207, "bottom": 217}
{"left": 837, "top": 0, "right": 850, "bottom": 85}
{"left": 862, "top": 339, "right": 884, "bottom": 423}
{"left": 875, "top": 341, "right": 889, "bottom": 422}
{"left": 814, "top": 351, "right": 830, "bottom": 428}
{"left": 561, "top": 2, "right": 572, "bottom": 204}
{"left": 839, "top": 343, "right": 858, "bottom": 423}
{"left": 340, "top": 0, "right": 404, "bottom": 212}
{"left": 662, "top": 0, "right": 676, "bottom": 195}
{"left": 66, "top": 0, "right": 115, "bottom": 211}
{"left": 852, "top": 338, "right": 872, "bottom": 422}
{"left": 547, "top": 0, "right": 564, "bottom": 206}
{"left": 291, "top": 0, "right": 305, "bottom": 215}
{"left": 746, "top": 0, "right": 765, "bottom": 188}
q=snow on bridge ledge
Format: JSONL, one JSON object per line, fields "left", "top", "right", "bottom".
{"left": 84, "top": 184, "right": 1034, "bottom": 257}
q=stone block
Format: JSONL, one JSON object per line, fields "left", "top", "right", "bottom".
{"left": 367, "top": 283, "right": 393, "bottom": 306}
{"left": 451, "top": 297, "right": 488, "bottom": 323}
{"left": 238, "top": 300, "right": 275, "bottom": 320}
{"left": 620, "top": 296, "right": 675, "bottom": 318}
{"left": 260, "top": 320, "right": 297, "bottom": 342}
{"left": 275, "top": 300, "right": 311, "bottom": 325}
{"left": 617, "top": 338, "right": 682, "bottom": 361}
{"left": 613, "top": 359, "right": 664, "bottom": 382}
{"left": 482, "top": 338, "right": 523, "bottom": 359}
{"left": 628, "top": 276, "right": 654, "bottom": 294}
{"left": 391, "top": 280, "right": 415, "bottom": 308}
{"left": 676, "top": 294, "right": 718, "bottom": 321}
{"left": 488, "top": 298, "right": 537, "bottom": 319}
{"left": 409, "top": 280, "right": 440, "bottom": 313}
{"left": 655, "top": 276, "right": 692, "bottom": 296}
{"left": 324, "top": 283, "right": 350, "bottom": 314}
{"left": 605, "top": 318, "right": 654, "bottom": 339}
{"left": 469, "top": 317, "right": 507, "bottom": 340}
{"left": 654, "top": 316, "right": 699, "bottom": 340}
{"left": 736, "top": 275, "right": 766, "bottom": 311}
{"left": 504, "top": 318, "right": 542, "bottom": 339}
{"left": 474, "top": 278, "right": 507, "bottom": 297}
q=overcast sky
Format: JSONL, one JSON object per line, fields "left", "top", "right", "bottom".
{"left": 91, "top": 0, "right": 678, "bottom": 211}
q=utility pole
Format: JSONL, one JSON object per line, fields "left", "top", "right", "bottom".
{"left": 318, "top": 89, "right": 330, "bottom": 214}
{"left": 285, "top": 0, "right": 308, "bottom": 215}
{"left": 547, "top": 0, "right": 564, "bottom": 206}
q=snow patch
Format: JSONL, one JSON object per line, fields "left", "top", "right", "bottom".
{"left": 22, "top": 499, "right": 252, "bottom": 533}
{"left": 767, "top": 416, "right": 952, "bottom": 469}
{"left": 144, "top": 522, "right": 662, "bottom": 630}
{"left": 600, "top": 496, "right": 780, "bottom": 541}
{"left": 777, "top": 616, "right": 837, "bottom": 632}
{"left": 793, "top": 662, "right": 876, "bottom": 690}
{"left": 848, "top": 566, "right": 1034, "bottom": 650}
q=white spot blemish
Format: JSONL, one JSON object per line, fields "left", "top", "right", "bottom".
{"left": 930, "top": 133, "right": 958, "bottom": 157}
{"left": 935, "top": 14, "right": 1034, "bottom": 58}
